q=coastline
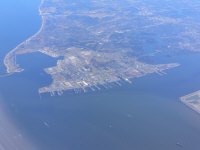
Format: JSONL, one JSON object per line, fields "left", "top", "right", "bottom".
{"left": 180, "top": 99, "right": 200, "bottom": 114}
{"left": 0, "top": 1, "right": 44, "bottom": 149}
{"left": 3, "top": 0, "right": 45, "bottom": 74}
{"left": 180, "top": 91, "right": 200, "bottom": 115}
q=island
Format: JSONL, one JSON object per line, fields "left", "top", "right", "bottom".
{"left": 180, "top": 91, "right": 200, "bottom": 114}
{"left": 4, "top": 0, "right": 191, "bottom": 95}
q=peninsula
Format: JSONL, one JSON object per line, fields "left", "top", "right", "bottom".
{"left": 4, "top": 0, "right": 185, "bottom": 95}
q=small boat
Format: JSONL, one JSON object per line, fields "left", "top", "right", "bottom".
{"left": 176, "top": 142, "right": 183, "bottom": 147}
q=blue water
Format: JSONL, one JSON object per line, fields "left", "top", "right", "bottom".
{"left": 1, "top": 1, "right": 200, "bottom": 150}
{"left": 0, "top": 0, "right": 41, "bottom": 72}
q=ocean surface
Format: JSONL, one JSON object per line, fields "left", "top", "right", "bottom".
{"left": 0, "top": 1, "right": 200, "bottom": 150}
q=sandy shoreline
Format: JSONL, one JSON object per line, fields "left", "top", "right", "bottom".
{"left": 3, "top": 0, "right": 45, "bottom": 74}
{"left": 0, "top": 1, "right": 44, "bottom": 149}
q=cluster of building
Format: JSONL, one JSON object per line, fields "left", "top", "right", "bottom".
{"left": 39, "top": 48, "right": 179, "bottom": 95}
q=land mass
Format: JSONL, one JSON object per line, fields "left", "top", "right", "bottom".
{"left": 180, "top": 90, "right": 200, "bottom": 114}
{"left": 9, "top": 0, "right": 200, "bottom": 94}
